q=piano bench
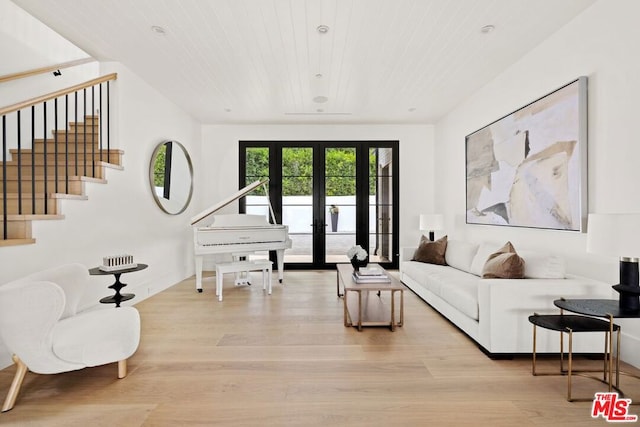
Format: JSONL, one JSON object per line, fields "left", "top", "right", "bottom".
{"left": 215, "top": 260, "right": 273, "bottom": 302}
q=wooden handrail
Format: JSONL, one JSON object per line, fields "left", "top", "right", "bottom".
{"left": 0, "top": 73, "right": 117, "bottom": 116}
{"left": 0, "top": 58, "right": 95, "bottom": 85}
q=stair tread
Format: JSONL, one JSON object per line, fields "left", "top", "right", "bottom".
{"left": 0, "top": 193, "right": 87, "bottom": 200}
{"left": 9, "top": 148, "right": 124, "bottom": 154}
{"left": 5, "top": 214, "right": 64, "bottom": 220}
{"left": 0, "top": 175, "right": 105, "bottom": 182}
{"left": 0, "top": 238, "right": 36, "bottom": 247}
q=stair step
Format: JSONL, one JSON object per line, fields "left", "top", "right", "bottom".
{"left": 33, "top": 140, "right": 100, "bottom": 153}
{"left": 0, "top": 175, "right": 101, "bottom": 194}
{"left": 7, "top": 150, "right": 123, "bottom": 167}
{"left": 5, "top": 214, "right": 64, "bottom": 221}
{"left": 0, "top": 217, "right": 32, "bottom": 240}
{"left": 0, "top": 163, "right": 107, "bottom": 179}
{"left": 0, "top": 238, "right": 36, "bottom": 247}
{"left": 4, "top": 157, "right": 121, "bottom": 169}
{"left": 0, "top": 195, "right": 59, "bottom": 215}
{"left": 0, "top": 193, "right": 87, "bottom": 214}
{"left": 51, "top": 130, "right": 100, "bottom": 140}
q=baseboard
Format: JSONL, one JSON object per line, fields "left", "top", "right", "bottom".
{"left": 619, "top": 325, "right": 640, "bottom": 369}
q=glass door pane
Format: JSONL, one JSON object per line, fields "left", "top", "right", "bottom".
{"left": 325, "top": 147, "right": 356, "bottom": 263}
{"left": 282, "top": 147, "right": 313, "bottom": 264}
{"left": 369, "top": 147, "right": 393, "bottom": 263}
{"left": 244, "top": 147, "right": 270, "bottom": 260}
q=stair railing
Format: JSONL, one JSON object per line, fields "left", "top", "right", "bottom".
{"left": 1, "top": 73, "right": 117, "bottom": 241}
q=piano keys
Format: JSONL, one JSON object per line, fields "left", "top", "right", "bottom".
{"left": 190, "top": 179, "right": 292, "bottom": 292}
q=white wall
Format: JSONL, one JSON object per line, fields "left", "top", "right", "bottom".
{"left": 0, "top": 0, "right": 95, "bottom": 104}
{"left": 0, "top": 62, "right": 202, "bottom": 368}
{"left": 200, "top": 124, "right": 435, "bottom": 257}
{"left": 434, "top": 0, "right": 640, "bottom": 366}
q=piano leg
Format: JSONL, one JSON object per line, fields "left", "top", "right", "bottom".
{"left": 195, "top": 255, "right": 203, "bottom": 293}
{"left": 276, "top": 249, "right": 285, "bottom": 283}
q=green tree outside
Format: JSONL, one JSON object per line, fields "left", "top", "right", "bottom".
{"left": 245, "top": 147, "right": 377, "bottom": 196}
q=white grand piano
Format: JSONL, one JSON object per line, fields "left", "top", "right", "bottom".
{"left": 190, "top": 179, "right": 292, "bottom": 292}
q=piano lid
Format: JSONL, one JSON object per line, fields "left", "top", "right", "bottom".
{"left": 190, "top": 179, "right": 268, "bottom": 226}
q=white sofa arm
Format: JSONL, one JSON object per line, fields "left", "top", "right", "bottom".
{"left": 400, "top": 247, "right": 416, "bottom": 262}
{"left": 477, "top": 275, "right": 613, "bottom": 353}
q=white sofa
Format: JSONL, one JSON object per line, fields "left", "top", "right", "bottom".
{"left": 400, "top": 239, "right": 613, "bottom": 356}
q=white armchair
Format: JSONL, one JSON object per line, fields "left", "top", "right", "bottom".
{"left": 0, "top": 263, "right": 141, "bottom": 412}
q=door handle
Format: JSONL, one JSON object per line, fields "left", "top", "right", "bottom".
{"left": 309, "top": 220, "right": 327, "bottom": 232}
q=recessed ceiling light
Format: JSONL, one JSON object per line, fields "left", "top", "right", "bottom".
{"left": 313, "top": 95, "right": 328, "bottom": 104}
{"left": 317, "top": 25, "right": 329, "bottom": 34}
{"left": 151, "top": 25, "right": 166, "bottom": 35}
{"left": 480, "top": 25, "right": 495, "bottom": 34}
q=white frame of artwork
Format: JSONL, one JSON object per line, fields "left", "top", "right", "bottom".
{"left": 465, "top": 77, "right": 588, "bottom": 232}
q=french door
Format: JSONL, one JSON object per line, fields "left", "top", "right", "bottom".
{"left": 240, "top": 141, "right": 399, "bottom": 269}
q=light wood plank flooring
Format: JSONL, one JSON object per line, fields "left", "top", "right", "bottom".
{"left": 1, "top": 270, "right": 639, "bottom": 426}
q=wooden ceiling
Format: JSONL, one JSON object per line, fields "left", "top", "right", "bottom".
{"left": 12, "top": 0, "right": 596, "bottom": 124}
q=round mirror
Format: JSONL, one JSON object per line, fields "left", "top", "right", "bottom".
{"left": 149, "top": 140, "right": 193, "bottom": 215}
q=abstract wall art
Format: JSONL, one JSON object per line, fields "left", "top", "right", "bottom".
{"left": 465, "top": 77, "right": 587, "bottom": 232}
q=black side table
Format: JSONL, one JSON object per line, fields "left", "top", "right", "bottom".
{"left": 528, "top": 313, "right": 620, "bottom": 402}
{"left": 554, "top": 298, "right": 640, "bottom": 395}
{"left": 89, "top": 263, "right": 148, "bottom": 307}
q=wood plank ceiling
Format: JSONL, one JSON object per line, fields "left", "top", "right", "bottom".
{"left": 12, "top": 0, "right": 596, "bottom": 124}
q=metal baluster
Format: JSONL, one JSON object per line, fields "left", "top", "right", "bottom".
{"left": 99, "top": 83, "right": 103, "bottom": 162}
{"left": 107, "top": 81, "right": 110, "bottom": 154}
{"left": 65, "top": 94, "right": 69, "bottom": 194}
{"left": 17, "top": 111, "right": 22, "bottom": 215}
{"left": 54, "top": 98, "right": 59, "bottom": 193}
{"left": 74, "top": 92, "right": 78, "bottom": 176}
{"left": 43, "top": 101, "right": 47, "bottom": 215}
{"left": 91, "top": 85, "right": 95, "bottom": 177}
{"left": 31, "top": 106, "right": 35, "bottom": 215}
{"left": 83, "top": 88, "right": 87, "bottom": 177}
{"left": 2, "top": 115, "right": 7, "bottom": 240}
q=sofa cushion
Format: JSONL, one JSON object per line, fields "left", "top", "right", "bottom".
{"left": 445, "top": 240, "right": 479, "bottom": 274}
{"left": 412, "top": 235, "right": 448, "bottom": 265}
{"left": 439, "top": 276, "right": 480, "bottom": 320}
{"left": 482, "top": 241, "right": 525, "bottom": 279}
{"left": 519, "top": 250, "right": 566, "bottom": 279}
{"left": 469, "top": 242, "right": 501, "bottom": 276}
{"left": 402, "top": 260, "right": 480, "bottom": 320}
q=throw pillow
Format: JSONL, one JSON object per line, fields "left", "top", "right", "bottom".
{"left": 482, "top": 241, "right": 525, "bottom": 279}
{"left": 412, "top": 235, "right": 448, "bottom": 265}
{"left": 445, "top": 240, "right": 479, "bottom": 273}
{"left": 519, "top": 250, "right": 566, "bottom": 279}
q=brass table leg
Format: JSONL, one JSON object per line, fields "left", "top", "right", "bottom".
{"left": 390, "top": 289, "right": 395, "bottom": 332}
{"left": 357, "top": 290, "right": 362, "bottom": 331}
{"left": 343, "top": 289, "right": 349, "bottom": 327}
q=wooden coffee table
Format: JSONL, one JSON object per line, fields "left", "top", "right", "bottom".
{"left": 336, "top": 263, "right": 406, "bottom": 331}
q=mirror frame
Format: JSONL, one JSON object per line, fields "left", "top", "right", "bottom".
{"left": 149, "top": 140, "right": 194, "bottom": 215}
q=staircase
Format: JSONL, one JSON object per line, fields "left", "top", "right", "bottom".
{"left": 1, "top": 116, "right": 124, "bottom": 246}
{"left": 1, "top": 73, "right": 120, "bottom": 247}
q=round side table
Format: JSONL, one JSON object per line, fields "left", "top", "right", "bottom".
{"left": 89, "top": 263, "right": 148, "bottom": 307}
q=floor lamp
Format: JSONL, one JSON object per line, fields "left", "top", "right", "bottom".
{"left": 587, "top": 213, "right": 640, "bottom": 312}
{"left": 419, "top": 214, "right": 444, "bottom": 242}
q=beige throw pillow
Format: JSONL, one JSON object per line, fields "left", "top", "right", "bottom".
{"left": 481, "top": 241, "right": 525, "bottom": 279}
{"left": 412, "top": 235, "right": 448, "bottom": 265}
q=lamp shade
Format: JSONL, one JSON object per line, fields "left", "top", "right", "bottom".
{"left": 419, "top": 214, "right": 444, "bottom": 231}
{"left": 587, "top": 213, "right": 640, "bottom": 258}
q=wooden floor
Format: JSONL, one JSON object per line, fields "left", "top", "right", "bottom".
{"left": 1, "top": 270, "right": 639, "bottom": 426}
